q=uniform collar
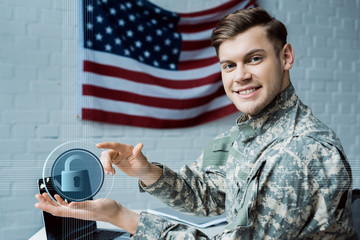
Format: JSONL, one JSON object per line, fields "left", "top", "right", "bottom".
{"left": 236, "top": 83, "right": 298, "bottom": 142}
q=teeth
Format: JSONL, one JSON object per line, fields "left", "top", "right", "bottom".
{"left": 239, "top": 88, "right": 256, "bottom": 95}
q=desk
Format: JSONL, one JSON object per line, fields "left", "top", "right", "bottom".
{"left": 30, "top": 211, "right": 226, "bottom": 239}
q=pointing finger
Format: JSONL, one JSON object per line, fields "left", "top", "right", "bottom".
{"left": 96, "top": 142, "right": 125, "bottom": 151}
{"left": 100, "top": 150, "right": 116, "bottom": 175}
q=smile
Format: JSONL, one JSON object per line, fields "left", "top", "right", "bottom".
{"left": 238, "top": 88, "right": 257, "bottom": 95}
{"left": 234, "top": 87, "right": 261, "bottom": 99}
{"left": 235, "top": 87, "right": 261, "bottom": 95}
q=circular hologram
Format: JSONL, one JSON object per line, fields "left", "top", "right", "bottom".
{"left": 42, "top": 139, "right": 114, "bottom": 208}
{"left": 50, "top": 148, "right": 104, "bottom": 202}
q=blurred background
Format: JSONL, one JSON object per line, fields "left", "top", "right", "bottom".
{"left": 0, "top": 0, "right": 359, "bottom": 239}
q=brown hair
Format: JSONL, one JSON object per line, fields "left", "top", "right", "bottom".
{"left": 211, "top": 7, "right": 287, "bottom": 56}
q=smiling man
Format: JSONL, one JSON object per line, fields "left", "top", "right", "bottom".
{"left": 35, "top": 7, "right": 357, "bottom": 239}
{"left": 218, "top": 26, "right": 291, "bottom": 117}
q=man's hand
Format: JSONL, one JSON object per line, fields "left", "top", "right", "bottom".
{"left": 96, "top": 142, "right": 162, "bottom": 186}
{"left": 35, "top": 193, "right": 140, "bottom": 235}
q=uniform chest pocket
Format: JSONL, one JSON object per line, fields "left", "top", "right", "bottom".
{"left": 202, "top": 137, "right": 232, "bottom": 168}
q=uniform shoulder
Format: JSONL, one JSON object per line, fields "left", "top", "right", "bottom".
{"left": 293, "top": 104, "right": 344, "bottom": 152}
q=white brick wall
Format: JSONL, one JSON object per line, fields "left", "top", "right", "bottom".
{"left": 0, "top": 0, "right": 359, "bottom": 239}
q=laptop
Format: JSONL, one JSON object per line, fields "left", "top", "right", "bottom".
{"left": 38, "top": 177, "right": 130, "bottom": 240}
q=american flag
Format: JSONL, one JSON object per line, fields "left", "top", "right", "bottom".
{"left": 80, "top": 0, "right": 256, "bottom": 128}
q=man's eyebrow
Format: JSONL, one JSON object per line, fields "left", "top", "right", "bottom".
{"left": 245, "top": 48, "right": 266, "bottom": 56}
{"left": 219, "top": 49, "right": 266, "bottom": 64}
{"left": 219, "top": 59, "right": 233, "bottom": 65}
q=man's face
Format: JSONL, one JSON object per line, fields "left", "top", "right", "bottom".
{"left": 218, "top": 26, "right": 290, "bottom": 117}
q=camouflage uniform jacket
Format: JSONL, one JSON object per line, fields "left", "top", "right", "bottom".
{"left": 133, "top": 84, "right": 357, "bottom": 239}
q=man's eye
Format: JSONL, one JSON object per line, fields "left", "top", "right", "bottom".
{"left": 250, "top": 56, "right": 261, "bottom": 63}
{"left": 223, "top": 64, "right": 235, "bottom": 70}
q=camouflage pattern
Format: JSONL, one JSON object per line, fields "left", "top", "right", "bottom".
{"left": 133, "top": 84, "right": 357, "bottom": 239}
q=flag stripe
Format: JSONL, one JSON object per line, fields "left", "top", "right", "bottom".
{"left": 181, "top": 29, "right": 213, "bottom": 41}
{"left": 83, "top": 84, "right": 226, "bottom": 109}
{"left": 82, "top": 49, "right": 219, "bottom": 80}
{"left": 179, "top": 47, "right": 215, "bottom": 61}
{"left": 83, "top": 60, "right": 221, "bottom": 89}
{"left": 178, "top": 56, "right": 219, "bottom": 71}
{"left": 178, "top": 0, "right": 255, "bottom": 24}
{"left": 177, "top": 0, "right": 256, "bottom": 33}
{"left": 181, "top": 39, "right": 211, "bottom": 51}
{"left": 82, "top": 72, "right": 224, "bottom": 99}
{"left": 178, "top": 0, "right": 246, "bottom": 18}
{"left": 177, "top": 20, "right": 219, "bottom": 33}
{"left": 83, "top": 94, "right": 233, "bottom": 119}
{"left": 82, "top": 104, "right": 237, "bottom": 129}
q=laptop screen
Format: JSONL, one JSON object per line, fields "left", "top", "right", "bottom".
{"left": 38, "top": 177, "right": 98, "bottom": 240}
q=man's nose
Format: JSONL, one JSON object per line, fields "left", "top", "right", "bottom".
{"left": 234, "top": 65, "right": 251, "bottom": 83}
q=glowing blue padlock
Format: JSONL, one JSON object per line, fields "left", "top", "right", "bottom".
{"left": 61, "top": 155, "right": 89, "bottom": 192}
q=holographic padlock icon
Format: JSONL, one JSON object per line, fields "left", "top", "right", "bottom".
{"left": 61, "top": 155, "right": 89, "bottom": 192}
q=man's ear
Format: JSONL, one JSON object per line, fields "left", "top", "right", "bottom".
{"left": 282, "top": 43, "right": 294, "bottom": 71}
